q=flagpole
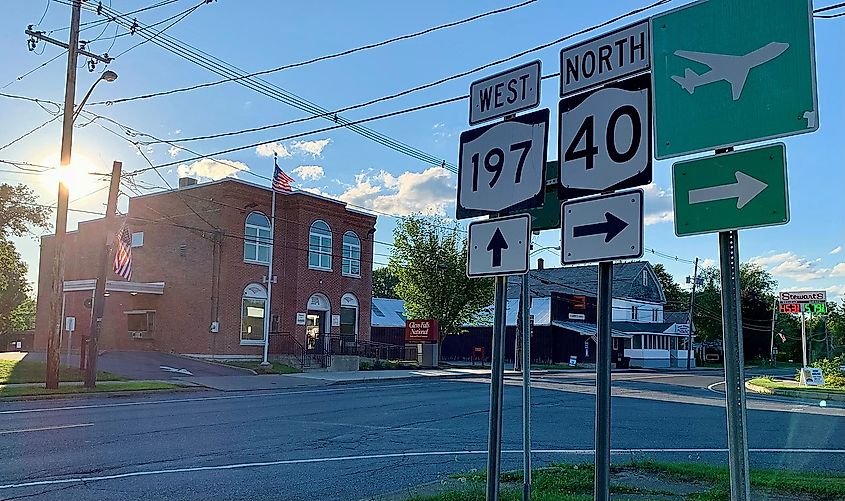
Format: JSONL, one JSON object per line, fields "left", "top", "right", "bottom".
{"left": 262, "top": 158, "right": 277, "bottom": 367}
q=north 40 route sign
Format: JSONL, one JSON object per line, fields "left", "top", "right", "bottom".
{"left": 467, "top": 214, "right": 531, "bottom": 278}
{"left": 558, "top": 73, "right": 651, "bottom": 199}
{"left": 561, "top": 189, "right": 643, "bottom": 265}
{"left": 672, "top": 143, "right": 788, "bottom": 236}
{"left": 651, "top": 0, "right": 818, "bottom": 159}
{"left": 457, "top": 108, "right": 549, "bottom": 219}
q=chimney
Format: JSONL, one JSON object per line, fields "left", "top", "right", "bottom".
{"left": 537, "top": 258, "right": 544, "bottom": 270}
{"left": 178, "top": 177, "right": 197, "bottom": 189}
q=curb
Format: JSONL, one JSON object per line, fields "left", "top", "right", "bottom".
{"left": 174, "top": 354, "right": 258, "bottom": 375}
{"left": 0, "top": 385, "right": 204, "bottom": 402}
{"left": 745, "top": 380, "right": 845, "bottom": 402}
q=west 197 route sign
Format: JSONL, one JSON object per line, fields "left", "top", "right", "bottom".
{"left": 558, "top": 74, "right": 652, "bottom": 199}
{"left": 457, "top": 108, "right": 550, "bottom": 219}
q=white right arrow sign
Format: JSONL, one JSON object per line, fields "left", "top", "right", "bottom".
{"left": 688, "top": 171, "right": 768, "bottom": 209}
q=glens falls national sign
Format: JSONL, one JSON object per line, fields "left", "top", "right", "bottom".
{"left": 405, "top": 319, "right": 440, "bottom": 344}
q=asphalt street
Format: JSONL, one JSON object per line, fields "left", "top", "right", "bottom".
{"left": 1, "top": 371, "right": 844, "bottom": 501}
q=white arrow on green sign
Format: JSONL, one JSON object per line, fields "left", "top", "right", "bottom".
{"left": 672, "top": 143, "right": 789, "bottom": 236}
{"left": 651, "top": 0, "right": 818, "bottom": 159}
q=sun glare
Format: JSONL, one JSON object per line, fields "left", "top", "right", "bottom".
{"left": 38, "top": 152, "right": 106, "bottom": 196}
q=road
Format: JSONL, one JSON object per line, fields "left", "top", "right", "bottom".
{"left": 1, "top": 371, "right": 844, "bottom": 500}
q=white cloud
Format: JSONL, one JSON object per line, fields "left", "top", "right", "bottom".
{"left": 642, "top": 183, "right": 673, "bottom": 225}
{"left": 701, "top": 258, "right": 716, "bottom": 268}
{"left": 293, "top": 165, "right": 324, "bottom": 181}
{"left": 749, "top": 251, "right": 830, "bottom": 282}
{"left": 337, "top": 167, "right": 455, "bottom": 216}
{"left": 168, "top": 145, "right": 182, "bottom": 158}
{"left": 825, "top": 284, "right": 845, "bottom": 300}
{"left": 831, "top": 245, "right": 842, "bottom": 255}
{"left": 176, "top": 158, "right": 249, "bottom": 181}
{"left": 291, "top": 139, "right": 331, "bottom": 157}
{"left": 255, "top": 142, "right": 291, "bottom": 158}
{"left": 433, "top": 123, "right": 445, "bottom": 129}
{"left": 831, "top": 262, "right": 845, "bottom": 277}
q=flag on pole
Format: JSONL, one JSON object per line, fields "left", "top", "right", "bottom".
{"left": 113, "top": 224, "right": 132, "bottom": 280}
{"left": 778, "top": 331, "right": 786, "bottom": 343}
{"left": 272, "top": 154, "right": 294, "bottom": 192}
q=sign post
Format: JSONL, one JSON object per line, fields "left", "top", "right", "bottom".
{"left": 595, "top": 260, "right": 613, "bottom": 500}
{"left": 486, "top": 273, "right": 507, "bottom": 501}
{"left": 521, "top": 273, "right": 531, "bottom": 501}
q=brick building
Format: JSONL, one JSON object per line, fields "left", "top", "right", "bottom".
{"left": 34, "top": 178, "right": 376, "bottom": 360}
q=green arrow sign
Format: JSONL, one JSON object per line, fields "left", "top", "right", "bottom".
{"left": 672, "top": 143, "right": 789, "bottom": 236}
{"left": 651, "top": 0, "right": 818, "bottom": 159}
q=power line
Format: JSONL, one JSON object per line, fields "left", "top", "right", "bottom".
{"left": 109, "top": 0, "right": 211, "bottom": 59}
{"left": 90, "top": 0, "right": 540, "bottom": 106}
{"left": 814, "top": 2, "right": 845, "bottom": 13}
{"left": 1, "top": 49, "right": 68, "bottom": 90}
{"left": 45, "top": 0, "right": 184, "bottom": 33}
{"left": 0, "top": 114, "right": 61, "bottom": 152}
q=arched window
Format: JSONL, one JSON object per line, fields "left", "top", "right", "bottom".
{"left": 308, "top": 220, "right": 332, "bottom": 270}
{"left": 342, "top": 231, "right": 361, "bottom": 277}
{"left": 340, "top": 293, "right": 359, "bottom": 343}
{"left": 244, "top": 212, "right": 271, "bottom": 264}
{"left": 241, "top": 283, "right": 267, "bottom": 344}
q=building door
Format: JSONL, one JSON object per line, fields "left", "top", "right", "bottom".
{"left": 306, "top": 311, "right": 326, "bottom": 352}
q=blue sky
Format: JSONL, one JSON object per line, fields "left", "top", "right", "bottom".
{"left": 1, "top": 0, "right": 843, "bottom": 301}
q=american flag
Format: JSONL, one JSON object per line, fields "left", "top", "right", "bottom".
{"left": 272, "top": 155, "right": 294, "bottom": 192}
{"left": 113, "top": 224, "right": 132, "bottom": 280}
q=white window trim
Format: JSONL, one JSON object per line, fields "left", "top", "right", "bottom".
{"left": 131, "top": 231, "right": 144, "bottom": 248}
{"left": 342, "top": 232, "right": 361, "bottom": 278}
{"left": 240, "top": 283, "right": 268, "bottom": 345}
{"left": 244, "top": 212, "right": 271, "bottom": 265}
{"left": 308, "top": 220, "right": 333, "bottom": 271}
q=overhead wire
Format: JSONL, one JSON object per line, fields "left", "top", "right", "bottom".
{"left": 0, "top": 114, "right": 62, "bottom": 152}
{"left": 1, "top": 50, "right": 68, "bottom": 90}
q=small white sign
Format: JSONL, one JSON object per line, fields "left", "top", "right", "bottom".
{"left": 331, "top": 314, "right": 341, "bottom": 327}
{"left": 470, "top": 60, "right": 541, "bottom": 125}
{"left": 560, "top": 20, "right": 650, "bottom": 97}
{"left": 65, "top": 316, "right": 76, "bottom": 332}
{"left": 779, "top": 291, "right": 827, "bottom": 304}
{"left": 569, "top": 356, "right": 577, "bottom": 367}
{"left": 296, "top": 312, "right": 306, "bottom": 325}
{"left": 457, "top": 109, "right": 549, "bottom": 219}
{"left": 799, "top": 367, "right": 825, "bottom": 386}
{"left": 568, "top": 313, "right": 586, "bottom": 320}
{"left": 677, "top": 324, "right": 690, "bottom": 334}
{"left": 467, "top": 215, "right": 531, "bottom": 278}
{"left": 561, "top": 189, "right": 643, "bottom": 264}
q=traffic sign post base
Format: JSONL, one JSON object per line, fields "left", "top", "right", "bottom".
{"left": 594, "top": 261, "right": 613, "bottom": 501}
{"left": 486, "top": 275, "right": 508, "bottom": 501}
{"left": 719, "top": 230, "right": 751, "bottom": 501}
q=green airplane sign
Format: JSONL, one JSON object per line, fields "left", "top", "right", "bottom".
{"left": 651, "top": 0, "right": 818, "bottom": 159}
{"left": 672, "top": 143, "right": 789, "bottom": 236}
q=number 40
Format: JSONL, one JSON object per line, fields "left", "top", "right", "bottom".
{"left": 564, "top": 105, "right": 641, "bottom": 170}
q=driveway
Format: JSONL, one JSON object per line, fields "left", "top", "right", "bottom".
{"left": 12, "top": 351, "right": 251, "bottom": 380}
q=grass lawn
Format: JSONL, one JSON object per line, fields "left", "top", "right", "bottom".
{"left": 407, "top": 461, "right": 845, "bottom": 501}
{"left": 0, "top": 359, "right": 125, "bottom": 384}
{"left": 222, "top": 361, "right": 301, "bottom": 374}
{"left": 531, "top": 363, "right": 580, "bottom": 370}
{"left": 0, "top": 382, "right": 179, "bottom": 398}
{"left": 749, "top": 377, "right": 845, "bottom": 394}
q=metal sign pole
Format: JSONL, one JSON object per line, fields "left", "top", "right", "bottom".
{"left": 800, "top": 309, "right": 808, "bottom": 367}
{"left": 521, "top": 273, "right": 532, "bottom": 501}
{"left": 719, "top": 229, "right": 751, "bottom": 501}
{"left": 594, "top": 261, "right": 613, "bottom": 501}
{"left": 486, "top": 275, "right": 508, "bottom": 501}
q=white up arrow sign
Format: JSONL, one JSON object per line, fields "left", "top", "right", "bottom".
{"left": 688, "top": 171, "right": 767, "bottom": 209}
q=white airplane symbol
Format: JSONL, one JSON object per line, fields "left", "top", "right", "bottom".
{"left": 671, "top": 42, "right": 789, "bottom": 101}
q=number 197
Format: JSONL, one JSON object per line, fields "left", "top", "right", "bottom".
{"left": 471, "top": 140, "right": 532, "bottom": 191}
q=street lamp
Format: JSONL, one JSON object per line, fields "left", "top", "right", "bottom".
{"left": 46, "top": 71, "right": 118, "bottom": 389}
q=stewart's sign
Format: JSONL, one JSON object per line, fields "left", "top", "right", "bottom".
{"left": 405, "top": 320, "right": 440, "bottom": 344}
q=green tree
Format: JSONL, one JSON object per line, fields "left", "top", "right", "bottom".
{"left": 9, "top": 297, "right": 36, "bottom": 331}
{"left": 0, "top": 183, "right": 51, "bottom": 336}
{"left": 388, "top": 215, "right": 494, "bottom": 343}
{"left": 652, "top": 263, "right": 689, "bottom": 311}
{"left": 372, "top": 266, "right": 400, "bottom": 299}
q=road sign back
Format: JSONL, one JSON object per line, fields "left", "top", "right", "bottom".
{"left": 561, "top": 189, "right": 643, "bottom": 264}
{"left": 672, "top": 143, "right": 788, "bottom": 236}
{"left": 467, "top": 215, "right": 530, "bottom": 278}
{"left": 651, "top": 0, "right": 818, "bottom": 159}
{"left": 457, "top": 109, "right": 549, "bottom": 219}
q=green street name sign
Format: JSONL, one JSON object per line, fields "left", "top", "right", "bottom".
{"left": 507, "top": 160, "right": 560, "bottom": 231}
{"left": 651, "top": 0, "right": 818, "bottom": 159}
{"left": 672, "top": 143, "right": 789, "bottom": 236}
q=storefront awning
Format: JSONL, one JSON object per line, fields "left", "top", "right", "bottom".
{"left": 551, "top": 320, "right": 632, "bottom": 339}
{"left": 63, "top": 279, "right": 165, "bottom": 295}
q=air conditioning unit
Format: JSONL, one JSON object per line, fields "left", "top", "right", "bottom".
{"left": 130, "top": 331, "right": 152, "bottom": 340}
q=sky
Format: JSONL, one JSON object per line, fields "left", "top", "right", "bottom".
{"left": 1, "top": 0, "right": 843, "bottom": 303}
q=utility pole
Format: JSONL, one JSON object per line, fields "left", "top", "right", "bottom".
{"left": 769, "top": 297, "right": 777, "bottom": 365}
{"left": 85, "top": 161, "right": 122, "bottom": 388}
{"left": 37, "top": 1, "right": 114, "bottom": 389}
{"left": 686, "top": 257, "right": 699, "bottom": 370}
{"left": 45, "top": 0, "right": 82, "bottom": 390}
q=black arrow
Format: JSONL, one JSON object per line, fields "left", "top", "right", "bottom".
{"left": 487, "top": 228, "right": 509, "bottom": 267}
{"left": 573, "top": 212, "right": 628, "bottom": 243}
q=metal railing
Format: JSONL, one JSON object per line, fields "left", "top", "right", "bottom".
{"left": 269, "top": 332, "right": 413, "bottom": 368}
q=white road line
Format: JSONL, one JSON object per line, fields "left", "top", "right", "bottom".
{"left": 707, "top": 381, "right": 726, "bottom": 393}
{"left": 0, "top": 423, "right": 93, "bottom": 435}
{"left": 2, "top": 448, "right": 845, "bottom": 491}
{"left": 0, "top": 383, "right": 427, "bottom": 416}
